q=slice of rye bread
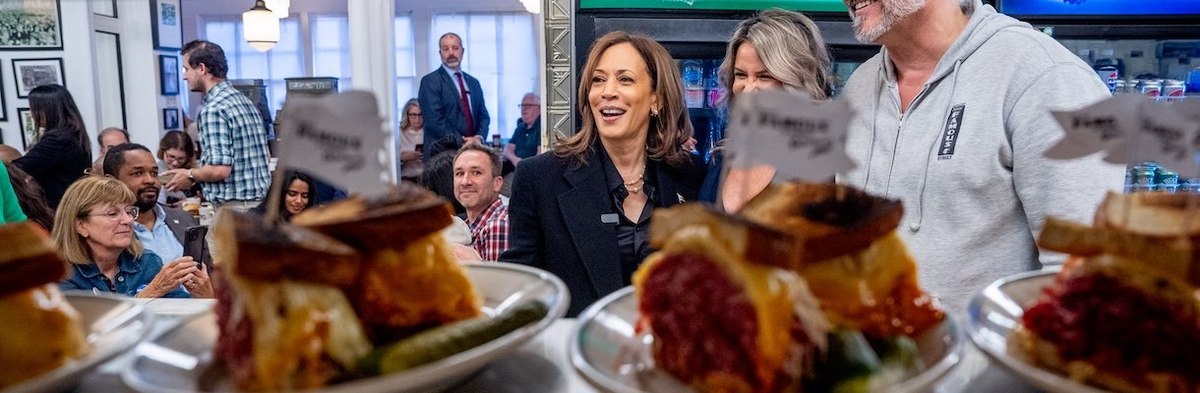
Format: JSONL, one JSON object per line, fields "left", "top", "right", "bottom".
{"left": 649, "top": 203, "right": 802, "bottom": 271}
{"left": 739, "top": 182, "right": 903, "bottom": 264}
{"left": 0, "top": 222, "right": 68, "bottom": 298}
{"left": 215, "top": 209, "right": 361, "bottom": 287}
{"left": 292, "top": 183, "right": 453, "bottom": 252}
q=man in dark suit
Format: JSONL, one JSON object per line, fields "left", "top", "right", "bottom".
{"left": 418, "top": 32, "right": 490, "bottom": 162}
{"left": 104, "top": 143, "right": 211, "bottom": 269}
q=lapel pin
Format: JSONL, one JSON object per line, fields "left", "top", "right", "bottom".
{"left": 677, "top": 193, "right": 685, "bottom": 204}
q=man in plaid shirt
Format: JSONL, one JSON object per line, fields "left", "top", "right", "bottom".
{"left": 165, "top": 40, "right": 270, "bottom": 212}
{"left": 453, "top": 142, "right": 509, "bottom": 261}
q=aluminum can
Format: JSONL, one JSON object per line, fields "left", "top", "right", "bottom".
{"left": 1095, "top": 66, "right": 1119, "bottom": 93}
{"left": 1112, "top": 79, "right": 1129, "bottom": 95}
{"left": 1140, "top": 80, "right": 1162, "bottom": 98}
{"left": 1129, "top": 162, "right": 1157, "bottom": 193}
{"left": 1157, "top": 167, "right": 1179, "bottom": 193}
{"left": 1163, "top": 80, "right": 1186, "bottom": 102}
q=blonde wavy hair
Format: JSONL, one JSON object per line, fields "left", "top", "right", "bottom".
{"left": 555, "top": 31, "right": 693, "bottom": 168}
{"left": 718, "top": 8, "right": 833, "bottom": 102}
{"left": 51, "top": 175, "right": 143, "bottom": 264}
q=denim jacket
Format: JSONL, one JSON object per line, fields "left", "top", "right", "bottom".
{"left": 60, "top": 250, "right": 190, "bottom": 298}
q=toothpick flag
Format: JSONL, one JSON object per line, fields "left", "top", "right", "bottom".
{"left": 275, "top": 91, "right": 390, "bottom": 196}
{"left": 724, "top": 90, "right": 855, "bottom": 181}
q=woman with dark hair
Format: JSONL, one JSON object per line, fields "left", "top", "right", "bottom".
{"left": 4, "top": 162, "right": 55, "bottom": 230}
{"left": 420, "top": 150, "right": 467, "bottom": 217}
{"left": 500, "top": 31, "right": 705, "bottom": 316}
{"left": 251, "top": 171, "right": 316, "bottom": 223}
{"left": 13, "top": 84, "right": 92, "bottom": 208}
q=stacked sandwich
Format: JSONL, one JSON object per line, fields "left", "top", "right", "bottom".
{"left": 212, "top": 183, "right": 481, "bottom": 391}
{"left": 0, "top": 222, "right": 88, "bottom": 389}
{"left": 1020, "top": 192, "right": 1200, "bottom": 393}
{"left": 634, "top": 183, "right": 945, "bottom": 393}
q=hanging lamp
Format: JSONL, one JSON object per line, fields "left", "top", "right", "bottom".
{"left": 242, "top": 0, "right": 279, "bottom": 52}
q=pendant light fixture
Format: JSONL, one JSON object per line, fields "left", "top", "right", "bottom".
{"left": 242, "top": 0, "right": 279, "bottom": 52}
{"left": 264, "top": 0, "right": 290, "bottom": 19}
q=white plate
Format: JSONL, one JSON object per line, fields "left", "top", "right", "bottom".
{"left": 966, "top": 266, "right": 1107, "bottom": 393}
{"left": 571, "top": 286, "right": 964, "bottom": 393}
{"left": 6, "top": 293, "right": 153, "bottom": 393}
{"left": 121, "top": 262, "right": 569, "bottom": 393}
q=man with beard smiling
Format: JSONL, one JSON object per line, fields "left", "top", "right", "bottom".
{"left": 103, "top": 143, "right": 207, "bottom": 267}
{"left": 419, "top": 32, "right": 491, "bottom": 162}
{"left": 838, "top": 0, "right": 1122, "bottom": 312}
{"left": 453, "top": 142, "right": 508, "bottom": 261}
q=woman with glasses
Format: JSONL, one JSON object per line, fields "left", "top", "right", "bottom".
{"left": 398, "top": 98, "right": 425, "bottom": 181}
{"left": 157, "top": 131, "right": 201, "bottom": 207}
{"left": 53, "top": 176, "right": 211, "bottom": 298}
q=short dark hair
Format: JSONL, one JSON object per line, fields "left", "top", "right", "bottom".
{"left": 102, "top": 143, "right": 153, "bottom": 177}
{"left": 455, "top": 142, "right": 502, "bottom": 178}
{"left": 181, "top": 40, "right": 229, "bottom": 79}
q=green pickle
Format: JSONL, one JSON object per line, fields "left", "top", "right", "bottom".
{"left": 815, "top": 330, "right": 925, "bottom": 392}
{"left": 360, "top": 300, "right": 550, "bottom": 375}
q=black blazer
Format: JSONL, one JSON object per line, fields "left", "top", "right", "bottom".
{"left": 500, "top": 147, "right": 705, "bottom": 316}
{"left": 13, "top": 129, "right": 90, "bottom": 208}
{"left": 417, "top": 68, "right": 490, "bottom": 160}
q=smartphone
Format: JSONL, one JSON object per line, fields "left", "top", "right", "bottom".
{"left": 183, "top": 225, "right": 209, "bottom": 270}
{"left": 415, "top": 143, "right": 424, "bottom": 153}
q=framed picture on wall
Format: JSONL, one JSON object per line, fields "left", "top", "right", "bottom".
{"left": 163, "top": 108, "right": 180, "bottom": 130}
{"left": 0, "top": 0, "right": 63, "bottom": 50}
{"left": 160, "top": 55, "right": 179, "bottom": 95}
{"left": 0, "top": 63, "right": 7, "bottom": 122}
{"left": 12, "top": 57, "right": 64, "bottom": 98}
{"left": 150, "top": 0, "right": 182, "bottom": 50}
{"left": 17, "top": 107, "right": 35, "bottom": 150}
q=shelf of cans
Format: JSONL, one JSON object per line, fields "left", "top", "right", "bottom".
{"left": 1124, "top": 162, "right": 1199, "bottom": 193}
{"left": 1097, "top": 66, "right": 1193, "bottom": 101}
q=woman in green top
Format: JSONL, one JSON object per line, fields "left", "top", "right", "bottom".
{"left": 0, "top": 164, "right": 28, "bottom": 224}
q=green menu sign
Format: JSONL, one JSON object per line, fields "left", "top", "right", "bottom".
{"left": 579, "top": 0, "right": 848, "bottom": 12}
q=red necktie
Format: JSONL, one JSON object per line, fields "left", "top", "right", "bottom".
{"left": 455, "top": 72, "right": 475, "bottom": 137}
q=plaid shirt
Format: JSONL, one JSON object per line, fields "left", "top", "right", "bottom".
{"left": 197, "top": 81, "right": 271, "bottom": 204}
{"left": 466, "top": 198, "right": 509, "bottom": 261}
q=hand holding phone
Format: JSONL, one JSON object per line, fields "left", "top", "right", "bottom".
{"left": 183, "top": 225, "right": 209, "bottom": 269}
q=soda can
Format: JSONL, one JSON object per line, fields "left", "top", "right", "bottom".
{"left": 1095, "top": 66, "right": 1119, "bottom": 93}
{"left": 1129, "top": 162, "right": 1157, "bottom": 193}
{"left": 1163, "top": 80, "right": 1186, "bottom": 102}
{"left": 1156, "top": 167, "right": 1179, "bottom": 193}
{"left": 1183, "top": 178, "right": 1200, "bottom": 194}
{"left": 1140, "top": 80, "right": 1162, "bottom": 98}
{"left": 1112, "top": 79, "right": 1128, "bottom": 95}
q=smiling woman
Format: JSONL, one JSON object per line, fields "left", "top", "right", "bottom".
{"left": 500, "top": 31, "right": 705, "bottom": 316}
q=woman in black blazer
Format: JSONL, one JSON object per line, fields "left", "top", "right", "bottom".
{"left": 501, "top": 31, "right": 704, "bottom": 316}
{"left": 13, "top": 84, "right": 92, "bottom": 208}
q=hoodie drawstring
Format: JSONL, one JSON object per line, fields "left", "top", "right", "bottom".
{"left": 909, "top": 59, "right": 964, "bottom": 233}
{"left": 862, "top": 66, "right": 886, "bottom": 191}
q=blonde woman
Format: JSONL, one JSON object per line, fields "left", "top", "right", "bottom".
{"left": 398, "top": 98, "right": 425, "bottom": 181}
{"left": 699, "top": 8, "right": 833, "bottom": 211}
{"left": 54, "top": 176, "right": 212, "bottom": 298}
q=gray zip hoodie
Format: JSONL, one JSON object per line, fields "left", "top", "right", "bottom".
{"left": 839, "top": 1, "right": 1124, "bottom": 312}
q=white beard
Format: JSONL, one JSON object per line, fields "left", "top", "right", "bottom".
{"left": 851, "top": 0, "right": 926, "bottom": 43}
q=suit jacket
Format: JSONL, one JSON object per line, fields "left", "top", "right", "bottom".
{"left": 418, "top": 68, "right": 490, "bottom": 160}
{"left": 500, "top": 147, "right": 705, "bottom": 316}
{"left": 160, "top": 204, "right": 213, "bottom": 268}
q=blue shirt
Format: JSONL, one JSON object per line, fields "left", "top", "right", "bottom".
{"left": 198, "top": 81, "right": 271, "bottom": 204}
{"left": 509, "top": 117, "right": 541, "bottom": 159}
{"left": 60, "top": 250, "right": 190, "bottom": 298}
{"left": 133, "top": 204, "right": 184, "bottom": 264}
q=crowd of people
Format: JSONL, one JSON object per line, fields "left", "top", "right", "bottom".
{"left": 0, "top": 0, "right": 1122, "bottom": 317}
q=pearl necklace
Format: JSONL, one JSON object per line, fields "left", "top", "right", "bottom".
{"left": 624, "top": 169, "right": 645, "bottom": 194}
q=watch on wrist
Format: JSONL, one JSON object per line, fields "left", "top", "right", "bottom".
{"left": 187, "top": 169, "right": 195, "bottom": 181}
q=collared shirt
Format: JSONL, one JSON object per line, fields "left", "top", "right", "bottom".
{"left": 442, "top": 65, "right": 473, "bottom": 111}
{"left": 509, "top": 117, "right": 541, "bottom": 159}
{"left": 59, "top": 250, "right": 190, "bottom": 298}
{"left": 133, "top": 204, "right": 184, "bottom": 264}
{"left": 198, "top": 81, "right": 271, "bottom": 204}
{"left": 597, "top": 148, "right": 658, "bottom": 285}
{"left": 466, "top": 198, "right": 509, "bottom": 261}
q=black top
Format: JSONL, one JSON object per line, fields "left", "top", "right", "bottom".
{"left": 14, "top": 129, "right": 91, "bottom": 208}
{"left": 596, "top": 146, "right": 657, "bottom": 285}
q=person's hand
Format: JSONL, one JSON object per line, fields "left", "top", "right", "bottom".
{"left": 682, "top": 136, "right": 698, "bottom": 152}
{"left": 163, "top": 169, "right": 194, "bottom": 192}
{"left": 463, "top": 136, "right": 484, "bottom": 145}
{"left": 137, "top": 257, "right": 199, "bottom": 298}
{"left": 185, "top": 263, "right": 214, "bottom": 298}
{"left": 400, "top": 150, "right": 422, "bottom": 162}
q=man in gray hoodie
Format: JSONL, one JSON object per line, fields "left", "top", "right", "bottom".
{"left": 839, "top": 0, "right": 1124, "bottom": 312}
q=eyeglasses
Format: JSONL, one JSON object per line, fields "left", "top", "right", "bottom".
{"left": 518, "top": 104, "right": 540, "bottom": 109}
{"left": 84, "top": 205, "right": 139, "bottom": 221}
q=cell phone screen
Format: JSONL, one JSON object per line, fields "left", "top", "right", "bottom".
{"left": 415, "top": 144, "right": 424, "bottom": 153}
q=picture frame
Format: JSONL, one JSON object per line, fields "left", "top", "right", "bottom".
{"left": 0, "top": 0, "right": 63, "bottom": 50}
{"left": 12, "top": 57, "right": 64, "bottom": 98}
{"left": 150, "top": 0, "right": 182, "bottom": 50}
{"left": 17, "top": 107, "right": 35, "bottom": 150}
{"left": 159, "top": 55, "right": 179, "bottom": 96}
{"left": 0, "top": 63, "right": 7, "bottom": 122}
{"left": 163, "top": 108, "right": 180, "bottom": 130}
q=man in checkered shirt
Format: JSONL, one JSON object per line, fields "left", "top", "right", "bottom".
{"left": 165, "top": 40, "right": 270, "bottom": 212}
{"left": 453, "top": 142, "right": 509, "bottom": 261}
